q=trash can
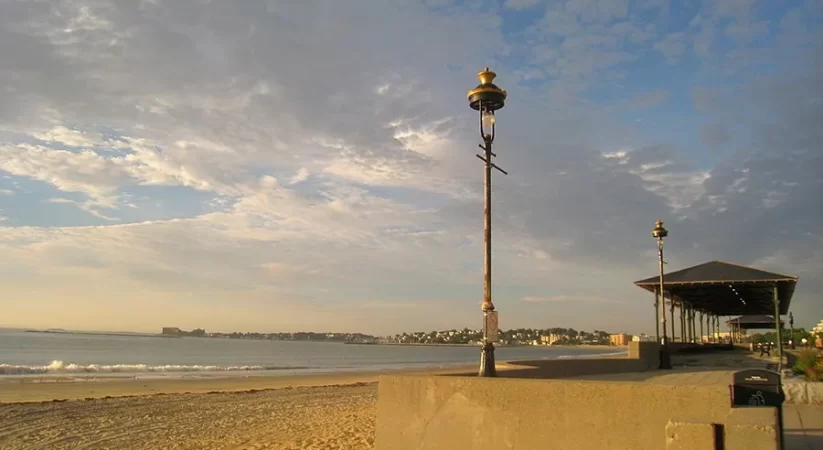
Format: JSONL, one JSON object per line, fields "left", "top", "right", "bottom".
{"left": 730, "top": 369, "right": 784, "bottom": 448}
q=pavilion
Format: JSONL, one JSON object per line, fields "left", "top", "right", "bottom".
{"left": 634, "top": 260, "right": 798, "bottom": 364}
{"left": 725, "top": 315, "right": 785, "bottom": 343}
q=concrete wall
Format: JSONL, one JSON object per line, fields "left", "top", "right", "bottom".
{"left": 375, "top": 375, "right": 778, "bottom": 450}
{"left": 783, "top": 381, "right": 823, "bottom": 404}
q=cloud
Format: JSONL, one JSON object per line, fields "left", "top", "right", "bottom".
{"left": 32, "top": 126, "right": 109, "bottom": 149}
{"left": 522, "top": 295, "right": 615, "bottom": 304}
{"left": 0, "top": 0, "right": 820, "bottom": 335}
{"left": 700, "top": 123, "right": 732, "bottom": 148}
{"left": 655, "top": 32, "right": 688, "bottom": 63}
{"left": 505, "top": 0, "right": 542, "bottom": 10}
{"left": 725, "top": 20, "right": 770, "bottom": 44}
{"left": 0, "top": 144, "right": 126, "bottom": 207}
{"left": 632, "top": 89, "right": 669, "bottom": 108}
{"left": 288, "top": 168, "right": 310, "bottom": 185}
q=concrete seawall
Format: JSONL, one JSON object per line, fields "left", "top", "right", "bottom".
{"left": 375, "top": 375, "right": 778, "bottom": 449}
{"left": 374, "top": 342, "right": 784, "bottom": 449}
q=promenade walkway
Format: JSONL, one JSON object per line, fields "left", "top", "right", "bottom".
{"left": 568, "top": 349, "right": 822, "bottom": 449}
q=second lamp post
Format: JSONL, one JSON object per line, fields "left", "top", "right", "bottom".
{"left": 468, "top": 67, "right": 507, "bottom": 377}
{"left": 652, "top": 220, "right": 673, "bottom": 370}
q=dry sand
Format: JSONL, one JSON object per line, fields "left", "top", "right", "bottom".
{"left": 0, "top": 367, "right": 472, "bottom": 449}
{"left": 1, "top": 382, "right": 377, "bottom": 449}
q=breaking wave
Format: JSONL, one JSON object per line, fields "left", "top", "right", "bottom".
{"left": 0, "top": 360, "right": 306, "bottom": 375}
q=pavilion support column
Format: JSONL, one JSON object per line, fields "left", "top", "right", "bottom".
{"left": 773, "top": 285, "right": 783, "bottom": 372}
{"left": 690, "top": 307, "right": 696, "bottom": 343}
{"left": 716, "top": 316, "right": 721, "bottom": 343}
{"left": 708, "top": 315, "right": 713, "bottom": 343}
{"left": 654, "top": 287, "right": 661, "bottom": 344}
{"left": 699, "top": 311, "right": 704, "bottom": 343}
{"left": 680, "top": 305, "right": 686, "bottom": 343}
{"left": 670, "top": 302, "right": 676, "bottom": 343}
{"left": 706, "top": 314, "right": 711, "bottom": 343}
{"left": 685, "top": 305, "right": 691, "bottom": 343}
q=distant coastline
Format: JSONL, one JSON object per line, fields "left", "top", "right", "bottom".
{"left": 25, "top": 330, "right": 179, "bottom": 339}
{"left": 345, "top": 342, "right": 624, "bottom": 349}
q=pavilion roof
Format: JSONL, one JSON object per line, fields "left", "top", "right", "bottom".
{"left": 634, "top": 261, "right": 797, "bottom": 316}
{"left": 725, "top": 315, "right": 785, "bottom": 330}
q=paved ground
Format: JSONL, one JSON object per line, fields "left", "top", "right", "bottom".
{"left": 569, "top": 349, "right": 823, "bottom": 448}
{"left": 784, "top": 405, "right": 823, "bottom": 450}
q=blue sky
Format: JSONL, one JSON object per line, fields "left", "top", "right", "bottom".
{"left": 0, "top": 0, "right": 820, "bottom": 334}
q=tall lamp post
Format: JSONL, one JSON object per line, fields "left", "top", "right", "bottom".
{"left": 653, "top": 220, "right": 673, "bottom": 369}
{"left": 468, "top": 67, "right": 507, "bottom": 377}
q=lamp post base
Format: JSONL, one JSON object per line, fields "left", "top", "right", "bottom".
{"left": 659, "top": 345, "right": 672, "bottom": 370}
{"left": 478, "top": 342, "right": 497, "bottom": 377}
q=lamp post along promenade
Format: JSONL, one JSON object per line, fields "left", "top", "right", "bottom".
{"left": 653, "top": 220, "right": 673, "bottom": 370}
{"left": 468, "top": 68, "right": 507, "bottom": 377}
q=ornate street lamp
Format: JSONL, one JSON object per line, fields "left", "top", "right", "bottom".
{"left": 468, "top": 67, "right": 507, "bottom": 377}
{"left": 652, "top": 219, "right": 673, "bottom": 369}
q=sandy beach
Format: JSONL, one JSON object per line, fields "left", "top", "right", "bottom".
{"left": 0, "top": 367, "right": 475, "bottom": 450}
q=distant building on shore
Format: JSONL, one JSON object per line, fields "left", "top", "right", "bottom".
{"left": 540, "top": 334, "right": 562, "bottom": 345}
{"left": 609, "top": 333, "right": 632, "bottom": 346}
{"left": 161, "top": 327, "right": 206, "bottom": 337}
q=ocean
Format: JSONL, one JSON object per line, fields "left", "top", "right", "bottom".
{"left": 0, "top": 328, "right": 626, "bottom": 378}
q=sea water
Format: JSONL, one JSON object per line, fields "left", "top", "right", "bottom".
{"left": 0, "top": 328, "right": 626, "bottom": 378}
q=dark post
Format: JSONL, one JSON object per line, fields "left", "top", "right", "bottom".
{"left": 789, "top": 312, "right": 795, "bottom": 349}
{"left": 468, "top": 68, "right": 507, "bottom": 378}
{"left": 652, "top": 220, "right": 672, "bottom": 369}
{"left": 773, "top": 285, "right": 783, "bottom": 372}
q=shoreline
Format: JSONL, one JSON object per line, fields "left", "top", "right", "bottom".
{"left": 0, "top": 365, "right": 476, "bottom": 404}
{"left": 0, "top": 347, "right": 628, "bottom": 404}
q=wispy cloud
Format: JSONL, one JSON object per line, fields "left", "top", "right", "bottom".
{"left": 522, "top": 296, "right": 616, "bottom": 304}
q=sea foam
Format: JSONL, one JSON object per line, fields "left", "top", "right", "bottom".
{"left": 0, "top": 360, "right": 287, "bottom": 375}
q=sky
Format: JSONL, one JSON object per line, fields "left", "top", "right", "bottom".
{"left": 0, "top": 0, "right": 821, "bottom": 335}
